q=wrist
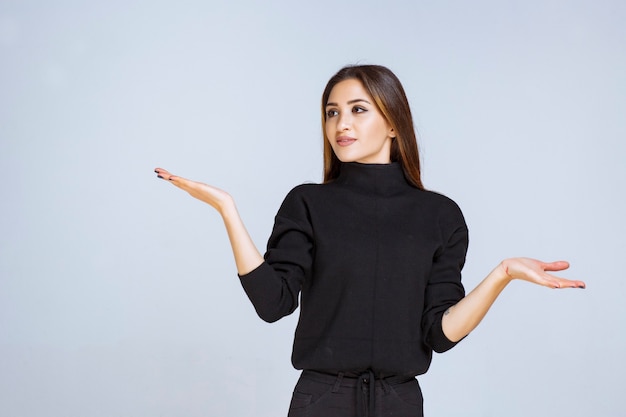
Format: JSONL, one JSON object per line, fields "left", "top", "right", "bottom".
{"left": 496, "top": 260, "right": 515, "bottom": 285}
{"left": 218, "top": 195, "right": 237, "bottom": 218}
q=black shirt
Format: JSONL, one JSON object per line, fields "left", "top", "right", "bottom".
{"left": 240, "top": 162, "right": 468, "bottom": 377}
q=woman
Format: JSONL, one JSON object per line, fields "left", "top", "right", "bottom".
{"left": 155, "top": 65, "right": 585, "bottom": 417}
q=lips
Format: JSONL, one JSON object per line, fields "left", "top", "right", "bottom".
{"left": 336, "top": 136, "right": 356, "bottom": 146}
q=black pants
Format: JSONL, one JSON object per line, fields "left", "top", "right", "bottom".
{"left": 287, "top": 370, "right": 424, "bottom": 417}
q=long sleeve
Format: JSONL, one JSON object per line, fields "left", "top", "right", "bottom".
{"left": 422, "top": 200, "right": 469, "bottom": 353}
{"left": 238, "top": 187, "right": 314, "bottom": 323}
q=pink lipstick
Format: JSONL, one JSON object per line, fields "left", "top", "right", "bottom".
{"left": 336, "top": 136, "right": 356, "bottom": 146}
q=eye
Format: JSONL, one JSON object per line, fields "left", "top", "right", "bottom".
{"left": 326, "top": 109, "right": 338, "bottom": 118}
{"left": 352, "top": 106, "right": 367, "bottom": 113}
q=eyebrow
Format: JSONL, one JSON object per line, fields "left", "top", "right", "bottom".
{"left": 325, "top": 98, "right": 371, "bottom": 107}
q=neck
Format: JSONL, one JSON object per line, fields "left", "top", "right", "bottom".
{"left": 334, "top": 162, "right": 412, "bottom": 197}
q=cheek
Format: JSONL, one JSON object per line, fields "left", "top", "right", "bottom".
{"left": 324, "top": 122, "right": 336, "bottom": 141}
{"left": 375, "top": 121, "right": 391, "bottom": 140}
{"left": 324, "top": 124, "right": 334, "bottom": 145}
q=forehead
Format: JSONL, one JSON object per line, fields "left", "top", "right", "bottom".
{"left": 327, "top": 79, "right": 372, "bottom": 104}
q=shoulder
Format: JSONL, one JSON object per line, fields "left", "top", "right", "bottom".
{"left": 414, "top": 188, "right": 463, "bottom": 212}
{"left": 275, "top": 182, "right": 325, "bottom": 219}
{"left": 418, "top": 189, "right": 467, "bottom": 229}
{"left": 286, "top": 182, "right": 323, "bottom": 195}
{"left": 281, "top": 182, "right": 325, "bottom": 203}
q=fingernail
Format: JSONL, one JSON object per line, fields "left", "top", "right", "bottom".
{"left": 157, "top": 175, "right": 163, "bottom": 179}
{"left": 577, "top": 285, "right": 586, "bottom": 289}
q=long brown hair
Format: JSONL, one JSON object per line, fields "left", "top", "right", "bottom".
{"left": 321, "top": 65, "right": 423, "bottom": 190}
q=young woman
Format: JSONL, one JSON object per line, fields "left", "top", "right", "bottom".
{"left": 155, "top": 65, "right": 585, "bottom": 417}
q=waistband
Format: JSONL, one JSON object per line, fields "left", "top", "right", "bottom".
{"left": 302, "top": 370, "right": 414, "bottom": 387}
{"left": 301, "top": 370, "right": 415, "bottom": 417}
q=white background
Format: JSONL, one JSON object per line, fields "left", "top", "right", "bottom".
{"left": 1, "top": 0, "right": 624, "bottom": 416}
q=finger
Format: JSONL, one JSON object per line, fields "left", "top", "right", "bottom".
{"left": 540, "top": 271, "right": 586, "bottom": 289}
{"left": 168, "top": 176, "right": 204, "bottom": 196}
{"left": 541, "top": 260, "right": 570, "bottom": 272}
{"left": 154, "top": 167, "right": 172, "bottom": 179}
{"left": 527, "top": 267, "right": 573, "bottom": 289}
{"left": 166, "top": 175, "right": 188, "bottom": 190}
{"left": 537, "top": 273, "right": 565, "bottom": 289}
{"left": 553, "top": 277, "right": 586, "bottom": 289}
{"left": 154, "top": 168, "right": 182, "bottom": 184}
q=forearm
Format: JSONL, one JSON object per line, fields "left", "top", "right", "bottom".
{"left": 441, "top": 263, "right": 511, "bottom": 342}
{"left": 219, "top": 199, "right": 264, "bottom": 276}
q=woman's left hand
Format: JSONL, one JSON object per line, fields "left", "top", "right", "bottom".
{"left": 500, "top": 258, "right": 586, "bottom": 289}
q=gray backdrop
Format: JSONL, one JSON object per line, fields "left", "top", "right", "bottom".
{"left": 1, "top": 0, "right": 624, "bottom": 416}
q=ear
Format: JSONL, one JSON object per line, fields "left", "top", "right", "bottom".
{"left": 389, "top": 126, "right": 396, "bottom": 138}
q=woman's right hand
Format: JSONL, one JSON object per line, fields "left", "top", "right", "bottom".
{"left": 155, "top": 167, "right": 263, "bottom": 274}
{"left": 154, "top": 167, "right": 234, "bottom": 214}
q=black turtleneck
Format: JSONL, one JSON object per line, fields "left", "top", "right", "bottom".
{"left": 239, "top": 162, "right": 468, "bottom": 377}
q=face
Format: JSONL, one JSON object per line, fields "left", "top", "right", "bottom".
{"left": 325, "top": 79, "right": 395, "bottom": 164}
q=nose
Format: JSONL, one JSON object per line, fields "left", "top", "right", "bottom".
{"left": 337, "top": 111, "right": 352, "bottom": 131}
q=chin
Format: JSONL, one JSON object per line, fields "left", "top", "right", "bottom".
{"left": 335, "top": 155, "right": 356, "bottom": 163}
